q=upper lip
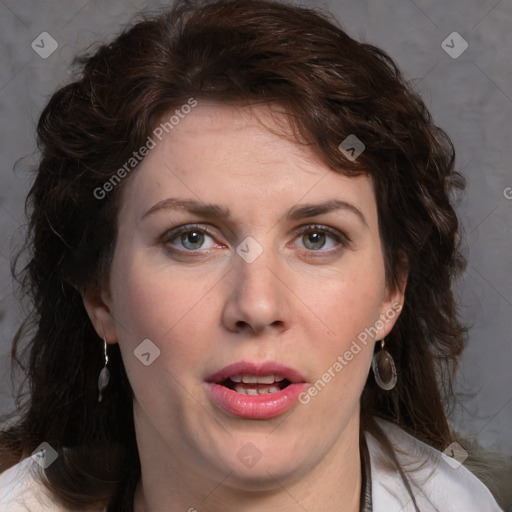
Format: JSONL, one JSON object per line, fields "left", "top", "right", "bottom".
{"left": 205, "top": 361, "right": 307, "bottom": 384}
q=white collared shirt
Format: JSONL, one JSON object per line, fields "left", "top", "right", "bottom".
{"left": 370, "top": 418, "right": 503, "bottom": 511}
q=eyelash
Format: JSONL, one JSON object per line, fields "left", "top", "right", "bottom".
{"left": 160, "top": 223, "right": 349, "bottom": 256}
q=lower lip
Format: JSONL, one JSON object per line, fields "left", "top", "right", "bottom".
{"left": 206, "top": 382, "right": 308, "bottom": 419}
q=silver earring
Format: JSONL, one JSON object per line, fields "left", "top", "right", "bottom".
{"left": 372, "top": 338, "right": 397, "bottom": 390}
{"left": 97, "top": 331, "right": 110, "bottom": 402}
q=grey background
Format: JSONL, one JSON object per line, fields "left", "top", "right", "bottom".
{"left": 1, "top": 0, "right": 511, "bottom": 457}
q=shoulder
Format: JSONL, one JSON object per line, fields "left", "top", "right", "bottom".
{"left": 365, "top": 418, "right": 504, "bottom": 512}
{"left": 0, "top": 456, "right": 106, "bottom": 512}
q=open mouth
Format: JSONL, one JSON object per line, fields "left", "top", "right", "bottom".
{"left": 219, "top": 375, "right": 292, "bottom": 395}
{"left": 206, "top": 364, "right": 308, "bottom": 418}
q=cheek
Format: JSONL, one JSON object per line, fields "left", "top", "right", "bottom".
{"left": 301, "top": 278, "right": 378, "bottom": 415}
{"left": 312, "top": 260, "right": 386, "bottom": 341}
{"left": 300, "top": 253, "right": 386, "bottom": 402}
{"left": 109, "top": 252, "right": 218, "bottom": 414}
{"left": 109, "top": 248, "right": 217, "bottom": 366}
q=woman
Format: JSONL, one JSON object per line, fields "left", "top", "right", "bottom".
{"left": 0, "top": 0, "right": 504, "bottom": 510}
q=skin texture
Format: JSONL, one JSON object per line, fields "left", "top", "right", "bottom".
{"left": 83, "top": 103, "right": 405, "bottom": 512}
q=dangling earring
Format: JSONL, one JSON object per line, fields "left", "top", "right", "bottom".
{"left": 372, "top": 338, "right": 397, "bottom": 390}
{"left": 97, "top": 331, "right": 110, "bottom": 402}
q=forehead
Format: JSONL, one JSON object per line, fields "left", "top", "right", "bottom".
{"left": 117, "top": 103, "right": 376, "bottom": 225}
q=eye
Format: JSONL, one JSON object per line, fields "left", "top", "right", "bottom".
{"left": 161, "top": 225, "right": 218, "bottom": 251}
{"left": 293, "top": 225, "right": 347, "bottom": 252}
{"left": 160, "top": 223, "right": 348, "bottom": 256}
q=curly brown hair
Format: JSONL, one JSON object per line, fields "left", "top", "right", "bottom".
{"left": 1, "top": 0, "right": 466, "bottom": 510}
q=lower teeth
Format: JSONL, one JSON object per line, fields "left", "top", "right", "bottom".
{"left": 234, "top": 385, "right": 281, "bottom": 395}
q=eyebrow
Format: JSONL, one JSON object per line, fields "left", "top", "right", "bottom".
{"left": 141, "top": 198, "right": 368, "bottom": 227}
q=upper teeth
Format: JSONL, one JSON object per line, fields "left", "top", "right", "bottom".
{"left": 230, "top": 374, "right": 285, "bottom": 384}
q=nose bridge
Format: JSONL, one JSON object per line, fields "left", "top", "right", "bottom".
{"left": 236, "top": 235, "right": 281, "bottom": 304}
{"left": 222, "top": 233, "right": 288, "bottom": 333}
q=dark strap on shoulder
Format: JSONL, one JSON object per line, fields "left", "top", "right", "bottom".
{"left": 359, "top": 434, "right": 373, "bottom": 512}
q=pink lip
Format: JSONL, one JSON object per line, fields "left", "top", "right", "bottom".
{"left": 205, "top": 361, "right": 307, "bottom": 420}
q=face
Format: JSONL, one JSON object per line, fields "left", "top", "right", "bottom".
{"left": 85, "top": 103, "right": 404, "bottom": 492}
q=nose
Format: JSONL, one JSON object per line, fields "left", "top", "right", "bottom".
{"left": 221, "top": 243, "right": 289, "bottom": 336}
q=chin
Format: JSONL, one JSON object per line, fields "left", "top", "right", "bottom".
{"left": 221, "top": 463, "right": 300, "bottom": 493}
{"left": 202, "top": 441, "right": 310, "bottom": 492}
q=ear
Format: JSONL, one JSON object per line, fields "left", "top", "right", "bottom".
{"left": 376, "top": 252, "right": 408, "bottom": 340}
{"left": 82, "top": 284, "right": 118, "bottom": 344}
